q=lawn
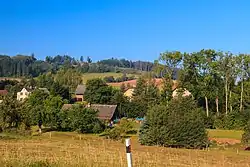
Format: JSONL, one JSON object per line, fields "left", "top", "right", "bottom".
{"left": 82, "top": 73, "right": 139, "bottom": 83}
{"left": 208, "top": 129, "right": 244, "bottom": 140}
{"left": 0, "top": 131, "right": 250, "bottom": 167}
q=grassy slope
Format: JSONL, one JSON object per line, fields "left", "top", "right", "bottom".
{"left": 208, "top": 129, "right": 244, "bottom": 140}
{"left": 82, "top": 72, "right": 139, "bottom": 83}
{"left": 0, "top": 130, "right": 250, "bottom": 167}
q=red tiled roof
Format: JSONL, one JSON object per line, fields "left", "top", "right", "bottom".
{"left": 0, "top": 90, "right": 8, "bottom": 96}
{"left": 107, "top": 78, "right": 178, "bottom": 90}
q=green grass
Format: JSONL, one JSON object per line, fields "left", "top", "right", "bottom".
{"left": 207, "top": 129, "right": 244, "bottom": 140}
{"left": 82, "top": 72, "right": 139, "bottom": 83}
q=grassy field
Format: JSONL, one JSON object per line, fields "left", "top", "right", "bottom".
{"left": 0, "top": 130, "right": 250, "bottom": 167}
{"left": 82, "top": 73, "right": 139, "bottom": 83}
{"left": 208, "top": 129, "right": 244, "bottom": 140}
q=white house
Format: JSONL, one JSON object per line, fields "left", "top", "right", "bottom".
{"left": 17, "top": 88, "right": 30, "bottom": 101}
{"left": 172, "top": 88, "right": 192, "bottom": 98}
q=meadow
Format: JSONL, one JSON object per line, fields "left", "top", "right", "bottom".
{"left": 0, "top": 130, "right": 250, "bottom": 167}
{"left": 82, "top": 72, "right": 139, "bottom": 83}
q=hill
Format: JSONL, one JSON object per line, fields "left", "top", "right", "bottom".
{"left": 0, "top": 54, "right": 154, "bottom": 78}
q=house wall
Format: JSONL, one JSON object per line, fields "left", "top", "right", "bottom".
{"left": 75, "top": 94, "right": 84, "bottom": 101}
{"left": 17, "top": 91, "right": 30, "bottom": 101}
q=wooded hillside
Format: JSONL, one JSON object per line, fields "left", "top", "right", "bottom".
{"left": 0, "top": 54, "right": 155, "bottom": 77}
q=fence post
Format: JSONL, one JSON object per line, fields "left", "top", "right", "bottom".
{"left": 125, "top": 138, "right": 132, "bottom": 167}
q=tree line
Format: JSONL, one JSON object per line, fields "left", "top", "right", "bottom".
{"left": 0, "top": 54, "right": 155, "bottom": 77}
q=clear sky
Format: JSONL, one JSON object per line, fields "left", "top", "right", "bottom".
{"left": 0, "top": 0, "right": 250, "bottom": 62}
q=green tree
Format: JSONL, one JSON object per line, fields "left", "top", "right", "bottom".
{"left": 0, "top": 95, "right": 22, "bottom": 129}
{"left": 139, "top": 97, "right": 208, "bottom": 149}
{"left": 154, "top": 51, "right": 182, "bottom": 103}
{"left": 84, "top": 78, "right": 114, "bottom": 104}
{"left": 87, "top": 56, "right": 92, "bottom": 63}
{"left": 23, "top": 89, "right": 49, "bottom": 131}
{"left": 54, "top": 69, "right": 82, "bottom": 92}
{"left": 44, "top": 95, "right": 64, "bottom": 128}
{"left": 58, "top": 105, "right": 104, "bottom": 133}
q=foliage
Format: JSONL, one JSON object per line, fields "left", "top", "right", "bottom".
{"left": 241, "top": 121, "right": 250, "bottom": 144}
{"left": 214, "top": 111, "right": 250, "bottom": 130}
{"left": 58, "top": 105, "right": 104, "bottom": 133}
{"left": 37, "top": 74, "right": 70, "bottom": 100}
{"left": 54, "top": 68, "right": 82, "bottom": 92}
{"left": 101, "top": 118, "right": 134, "bottom": 140}
{"left": 139, "top": 97, "right": 208, "bottom": 149}
{"left": 0, "top": 95, "right": 23, "bottom": 130}
{"left": 84, "top": 78, "right": 115, "bottom": 104}
{"left": 22, "top": 89, "right": 49, "bottom": 127}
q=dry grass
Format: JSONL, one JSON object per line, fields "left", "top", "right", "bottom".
{"left": 1, "top": 132, "right": 250, "bottom": 167}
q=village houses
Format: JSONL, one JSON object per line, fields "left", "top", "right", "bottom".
{"left": 17, "top": 88, "right": 30, "bottom": 101}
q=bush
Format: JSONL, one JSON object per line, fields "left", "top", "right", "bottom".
{"left": 214, "top": 111, "right": 250, "bottom": 130}
{"left": 103, "top": 76, "right": 115, "bottom": 83}
{"left": 92, "top": 122, "right": 105, "bottom": 134}
{"left": 58, "top": 105, "right": 105, "bottom": 134}
{"left": 242, "top": 121, "right": 250, "bottom": 144}
{"left": 101, "top": 118, "right": 134, "bottom": 140}
{"left": 139, "top": 97, "right": 208, "bottom": 149}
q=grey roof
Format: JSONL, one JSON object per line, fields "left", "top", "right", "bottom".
{"left": 75, "top": 85, "right": 86, "bottom": 95}
{"left": 61, "top": 104, "right": 117, "bottom": 121}
{"left": 90, "top": 104, "right": 117, "bottom": 120}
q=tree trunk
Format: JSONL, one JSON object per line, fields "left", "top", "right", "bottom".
{"left": 240, "top": 81, "right": 243, "bottom": 112}
{"left": 216, "top": 96, "right": 219, "bottom": 115}
{"left": 225, "top": 79, "right": 228, "bottom": 115}
{"left": 205, "top": 96, "right": 209, "bottom": 117}
{"left": 229, "top": 90, "right": 232, "bottom": 113}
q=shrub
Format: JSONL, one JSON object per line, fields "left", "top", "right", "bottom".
{"left": 139, "top": 97, "right": 208, "bottom": 149}
{"left": 58, "top": 105, "right": 105, "bottom": 134}
{"left": 242, "top": 121, "right": 250, "bottom": 144}
{"left": 103, "top": 76, "right": 115, "bottom": 83}
{"left": 101, "top": 118, "right": 134, "bottom": 140}
{"left": 214, "top": 111, "right": 250, "bottom": 130}
{"left": 92, "top": 122, "right": 105, "bottom": 134}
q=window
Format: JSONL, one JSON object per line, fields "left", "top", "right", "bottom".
{"left": 20, "top": 92, "right": 23, "bottom": 95}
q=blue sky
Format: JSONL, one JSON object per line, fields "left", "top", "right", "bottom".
{"left": 0, "top": 0, "right": 250, "bottom": 62}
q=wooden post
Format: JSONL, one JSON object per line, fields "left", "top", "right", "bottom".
{"left": 125, "top": 138, "right": 132, "bottom": 167}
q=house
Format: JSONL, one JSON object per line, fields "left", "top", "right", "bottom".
{"left": 75, "top": 85, "right": 86, "bottom": 102}
{"left": 124, "top": 88, "right": 134, "bottom": 101}
{"left": 0, "top": 90, "right": 8, "bottom": 103}
{"left": 90, "top": 104, "right": 118, "bottom": 122}
{"left": 17, "top": 88, "right": 30, "bottom": 101}
{"left": 61, "top": 104, "right": 118, "bottom": 122}
{"left": 172, "top": 88, "right": 192, "bottom": 98}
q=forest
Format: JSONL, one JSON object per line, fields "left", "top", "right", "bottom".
{"left": 0, "top": 54, "right": 154, "bottom": 77}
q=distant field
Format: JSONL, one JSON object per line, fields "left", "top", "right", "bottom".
{"left": 208, "top": 129, "right": 243, "bottom": 140}
{"left": 0, "top": 77, "right": 22, "bottom": 82}
{"left": 82, "top": 73, "right": 139, "bottom": 83}
{"left": 0, "top": 130, "right": 249, "bottom": 167}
